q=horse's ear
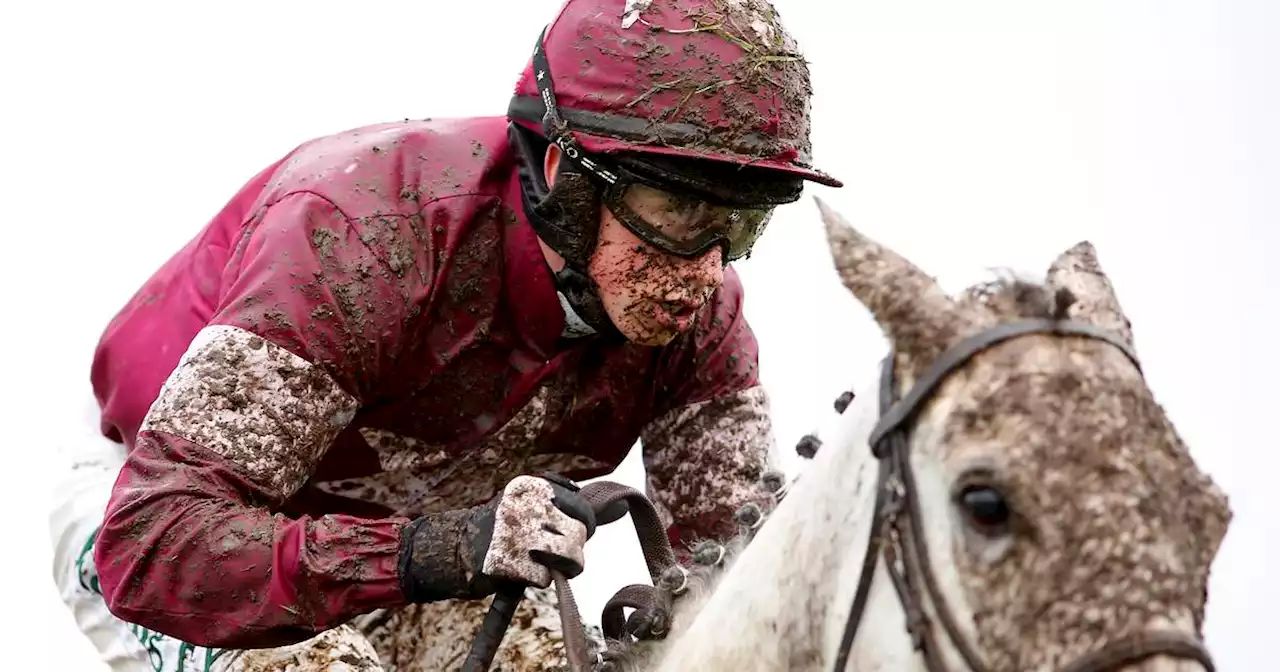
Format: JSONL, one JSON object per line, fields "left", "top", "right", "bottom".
{"left": 816, "top": 196, "right": 975, "bottom": 375}
{"left": 1045, "top": 241, "right": 1135, "bottom": 347}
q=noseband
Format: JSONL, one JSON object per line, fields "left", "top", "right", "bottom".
{"left": 830, "top": 318, "right": 1216, "bottom": 672}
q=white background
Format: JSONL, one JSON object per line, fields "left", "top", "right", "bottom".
{"left": 2, "top": 1, "right": 1275, "bottom": 670}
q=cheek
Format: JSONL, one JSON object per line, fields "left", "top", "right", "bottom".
{"left": 589, "top": 219, "right": 645, "bottom": 291}
{"left": 590, "top": 210, "right": 674, "bottom": 293}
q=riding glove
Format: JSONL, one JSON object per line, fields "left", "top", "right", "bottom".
{"left": 397, "top": 473, "right": 597, "bottom": 603}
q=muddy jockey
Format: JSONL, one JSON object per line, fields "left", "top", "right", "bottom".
{"left": 48, "top": 0, "right": 842, "bottom": 668}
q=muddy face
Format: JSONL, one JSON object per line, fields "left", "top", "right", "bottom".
{"left": 588, "top": 208, "right": 723, "bottom": 346}
{"left": 541, "top": 144, "right": 725, "bottom": 346}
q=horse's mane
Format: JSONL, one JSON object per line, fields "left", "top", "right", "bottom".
{"left": 956, "top": 269, "right": 1078, "bottom": 322}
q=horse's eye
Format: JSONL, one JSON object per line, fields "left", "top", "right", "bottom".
{"left": 957, "top": 485, "right": 1011, "bottom": 536}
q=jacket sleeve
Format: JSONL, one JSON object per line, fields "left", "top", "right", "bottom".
{"left": 640, "top": 269, "right": 781, "bottom": 556}
{"left": 93, "top": 191, "right": 426, "bottom": 648}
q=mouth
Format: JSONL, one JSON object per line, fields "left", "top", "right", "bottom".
{"left": 652, "top": 298, "right": 703, "bottom": 331}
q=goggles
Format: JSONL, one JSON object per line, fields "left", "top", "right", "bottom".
{"left": 601, "top": 180, "right": 774, "bottom": 262}
{"left": 529, "top": 27, "right": 777, "bottom": 262}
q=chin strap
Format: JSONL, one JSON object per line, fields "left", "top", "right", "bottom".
{"left": 552, "top": 266, "right": 621, "bottom": 340}
{"left": 509, "top": 122, "right": 624, "bottom": 341}
{"left": 556, "top": 290, "right": 597, "bottom": 339}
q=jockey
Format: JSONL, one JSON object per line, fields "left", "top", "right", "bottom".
{"left": 50, "top": 0, "right": 841, "bottom": 666}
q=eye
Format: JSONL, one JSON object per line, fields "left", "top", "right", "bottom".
{"left": 956, "top": 485, "right": 1012, "bottom": 537}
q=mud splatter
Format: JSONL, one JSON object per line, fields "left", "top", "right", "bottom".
{"left": 482, "top": 476, "right": 589, "bottom": 587}
{"left": 139, "top": 324, "right": 358, "bottom": 501}
{"left": 226, "top": 624, "right": 382, "bottom": 671}
{"left": 640, "top": 385, "right": 778, "bottom": 543}
{"left": 313, "top": 383, "right": 609, "bottom": 518}
{"left": 578, "top": 0, "right": 814, "bottom": 161}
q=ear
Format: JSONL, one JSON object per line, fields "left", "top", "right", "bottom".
{"left": 1045, "top": 241, "right": 1134, "bottom": 346}
{"left": 544, "top": 143, "right": 562, "bottom": 189}
{"left": 816, "top": 196, "right": 976, "bottom": 375}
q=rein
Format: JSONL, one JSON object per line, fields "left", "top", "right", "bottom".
{"left": 463, "top": 481, "right": 688, "bottom": 671}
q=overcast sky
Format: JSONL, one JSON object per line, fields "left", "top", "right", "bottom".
{"left": 3, "top": 1, "right": 1275, "bottom": 670}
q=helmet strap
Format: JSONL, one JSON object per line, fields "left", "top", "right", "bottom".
{"left": 552, "top": 265, "right": 622, "bottom": 341}
{"left": 510, "top": 123, "right": 595, "bottom": 268}
{"left": 509, "top": 122, "right": 624, "bottom": 341}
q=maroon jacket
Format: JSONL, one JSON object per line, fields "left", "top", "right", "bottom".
{"left": 90, "top": 117, "right": 778, "bottom": 648}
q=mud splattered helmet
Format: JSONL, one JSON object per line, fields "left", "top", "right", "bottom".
{"left": 507, "top": 0, "right": 842, "bottom": 335}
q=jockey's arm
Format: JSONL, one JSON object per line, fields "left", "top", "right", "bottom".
{"left": 92, "top": 192, "right": 420, "bottom": 649}
{"left": 639, "top": 272, "right": 781, "bottom": 561}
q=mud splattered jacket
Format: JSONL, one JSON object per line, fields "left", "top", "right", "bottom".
{"left": 89, "top": 118, "right": 779, "bottom": 648}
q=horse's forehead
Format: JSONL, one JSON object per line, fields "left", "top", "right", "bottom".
{"left": 940, "top": 334, "right": 1137, "bottom": 428}
{"left": 939, "top": 335, "right": 1209, "bottom": 500}
{"left": 932, "top": 332, "right": 1230, "bottom": 593}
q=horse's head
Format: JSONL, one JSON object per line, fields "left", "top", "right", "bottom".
{"left": 819, "top": 197, "right": 1231, "bottom": 672}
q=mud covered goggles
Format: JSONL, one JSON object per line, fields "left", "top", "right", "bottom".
{"left": 529, "top": 26, "right": 780, "bottom": 262}
{"left": 600, "top": 180, "right": 774, "bottom": 262}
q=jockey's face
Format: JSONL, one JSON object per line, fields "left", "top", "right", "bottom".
{"left": 541, "top": 145, "right": 725, "bottom": 346}
{"left": 588, "top": 203, "right": 724, "bottom": 346}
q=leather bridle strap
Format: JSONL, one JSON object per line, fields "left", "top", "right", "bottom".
{"left": 867, "top": 319, "right": 1142, "bottom": 451}
{"left": 829, "top": 356, "right": 902, "bottom": 672}
{"left": 831, "top": 318, "right": 1213, "bottom": 672}
{"left": 1059, "top": 631, "right": 1216, "bottom": 672}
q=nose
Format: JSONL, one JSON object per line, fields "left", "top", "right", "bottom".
{"left": 679, "top": 246, "right": 724, "bottom": 293}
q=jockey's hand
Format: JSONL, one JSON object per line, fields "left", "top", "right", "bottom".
{"left": 398, "top": 473, "right": 597, "bottom": 603}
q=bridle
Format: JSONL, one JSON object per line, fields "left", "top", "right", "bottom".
{"left": 830, "top": 317, "right": 1217, "bottom": 672}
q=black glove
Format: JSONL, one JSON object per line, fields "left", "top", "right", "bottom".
{"left": 398, "top": 473, "right": 597, "bottom": 603}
